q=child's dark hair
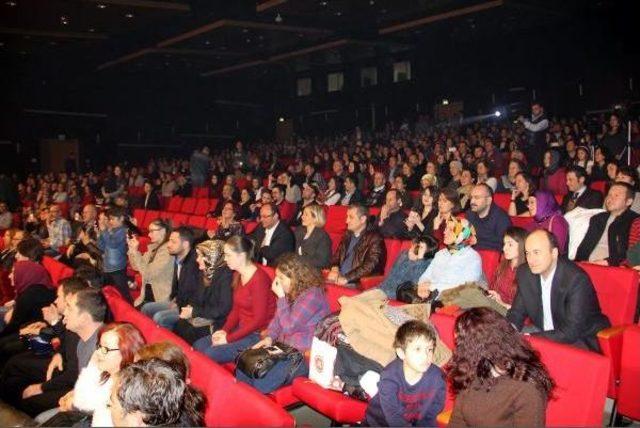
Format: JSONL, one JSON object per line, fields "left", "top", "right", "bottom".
{"left": 394, "top": 320, "right": 437, "bottom": 350}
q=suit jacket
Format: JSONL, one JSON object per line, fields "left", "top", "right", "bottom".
{"left": 294, "top": 226, "right": 332, "bottom": 269}
{"left": 507, "top": 258, "right": 610, "bottom": 353}
{"left": 250, "top": 221, "right": 295, "bottom": 267}
{"left": 169, "top": 249, "right": 201, "bottom": 308}
{"left": 142, "top": 191, "right": 161, "bottom": 210}
{"left": 376, "top": 210, "right": 409, "bottom": 239}
{"left": 575, "top": 208, "right": 639, "bottom": 266}
{"left": 331, "top": 229, "right": 386, "bottom": 284}
{"left": 561, "top": 187, "right": 604, "bottom": 213}
{"left": 340, "top": 189, "right": 364, "bottom": 206}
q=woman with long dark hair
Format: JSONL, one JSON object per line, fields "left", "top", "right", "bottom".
{"left": 486, "top": 227, "right": 528, "bottom": 309}
{"left": 448, "top": 307, "right": 554, "bottom": 427}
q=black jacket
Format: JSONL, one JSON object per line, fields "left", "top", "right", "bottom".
{"left": 365, "top": 186, "right": 386, "bottom": 207}
{"left": 170, "top": 249, "right": 201, "bottom": 308}
{"left": 0, "top": 285, "right": 56, "bottom": 338}
{"left": 507, "top": 258, "right": 610, "bottom": 353}
{"left": 575, "top": 209, "right": 639, "bottom": 266}
{"left": 141, "top": 191, "right": 161, "bottom": 210}
{"left": 191, "top": 266, "right": 233, "bottom": 329}
{"left": 250, "top": 221, "right": 295, "bottom": 267}
{"left": 561, "top": 187, "right": 604, "bottom": 213}
{"left": 294, "top": 226, "right": 333, "bottom": 269}
{"left": 376, "top": 210, "right": 409, "bottom": 239}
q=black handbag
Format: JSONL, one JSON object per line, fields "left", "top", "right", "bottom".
{"left": 235, "top": 342, "right": 302, "bottom": 379}
{"left": 396, "top": 281, "right": 441, "bottom": 309}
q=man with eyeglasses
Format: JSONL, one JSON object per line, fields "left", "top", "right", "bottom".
{"left": 249, "top": 203, "right": 294, "bottom": 267}
{"left": 466, "top": 183, "right": 511, "bottom": 252}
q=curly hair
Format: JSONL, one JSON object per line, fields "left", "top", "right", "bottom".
{"left": 447, "top": 307, "right": 554, "bottom": 397}
{"left": 275, "top": 253, "right": 324, "bottom": 303}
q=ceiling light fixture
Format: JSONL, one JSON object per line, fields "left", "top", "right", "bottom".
{"left": 60, "top": 16, "right": 69, "bottom": 25}
{"left": 275, "top": 13, "right": 283, "bottom": 23}
{"left": 6, "top": 1, "right": 17, "bottom": 6}
{"left": 204, "top": 40, "right": 211, "bottom": 45}
{"left": 88, "top": 28, "right": 95, "bottom": 32}
{"left": 96, "top": 3, "right": 106, "bottom": 8}
{"left": 125, "top": 12, "right": 134, "bottom": 18}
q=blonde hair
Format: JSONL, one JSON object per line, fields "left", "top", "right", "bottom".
{"left": 304, "top": 203, "right": 326, "bottom": 228}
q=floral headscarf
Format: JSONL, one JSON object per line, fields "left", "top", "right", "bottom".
{"left": 446, "top": 217, "right": 476, "bottom": 253}
{"left": 196, "top": 240, "right": 226, "bottom": 280}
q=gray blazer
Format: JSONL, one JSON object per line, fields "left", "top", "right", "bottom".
{"left": 294, "top": 226, "right": 333, "bottom": 269}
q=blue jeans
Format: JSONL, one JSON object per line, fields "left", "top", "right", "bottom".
{"left": 141, "top": 302, "right": 179, "bottom": 329}
{"left": 378, "top": 251, "right": 431, "bottom": 298}
{"left": 193, "top": 332, "right": 260, "bottom": 364}
{"left": 236, "top": 355, "right": 308, "bottom": 394}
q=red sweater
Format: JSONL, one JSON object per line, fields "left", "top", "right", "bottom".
{"left": 222, "top": 268, "right": 276, "bottom": 342}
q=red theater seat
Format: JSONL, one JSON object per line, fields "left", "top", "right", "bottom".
{"left": 193, "top": 187, "right": 209, "bottom": 198}
{"left": 359, "top": 239, "right": 407, "bottom": 290}
{"left": 476, "top": 249, "right": 501, "bottom": 282}
{"left": 193, "top": 198, "right": 210, "bottom": 216}
{"left": 618, "top": 325, "right": 640, "bottom": 421}
{"left": 181, "top": 197, "right": 197, "bottom": 214}
{"left": 187, "top": 215, "right": 206, "bottom": 229}
{"left": 170, "top": 213, "right": 188, "bottom": 227}
{"left": 590, "top": 180, "right": 607, "bottom": 195}
{"left": 325, "top": 205, "right": 348, "bottom": 235}
{"left": 510, "top": 215, "right": 533, "bottom": 228}
{"left": 292, "top": 377, "right": 368, "bottom": 425}
{"left": 493, "top": 193, "right": 511, "bottom": 211}
{"left": 242, "top": 220, "right": 258, "bottom": 235}
{"left": 167, "top": 196, "right": 184, "bottom": 212}
{"left": 141, "top": 210, "right": 160, "bottom": 231}
{"left": 42, "top": 256, "right": 74, "bottom": 286}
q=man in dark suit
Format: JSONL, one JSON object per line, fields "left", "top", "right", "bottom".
{"left": 249, "top": 203, "right": 294, "bottom": 267}
{"left": 575, "top": 182, "right": 638, "bottom": 266}
{"left": 376, "top": 189, "right": 409, "bottom": 239}
{"left": 365, "top": 171, "right": 387, "bottom": 207}
{"left": 507, "top": 229, "right": 610, "bottom": 353}
{"left": 561, "top": 166, "right": 604, "bottom": 213}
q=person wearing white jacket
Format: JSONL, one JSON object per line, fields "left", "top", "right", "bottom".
{"left": 58, "top": 323, "right": 145, "bottom": 426}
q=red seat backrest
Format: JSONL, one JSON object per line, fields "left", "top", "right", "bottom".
{"left": 369, "top": 206, "right": 381, "bottom": 217}
{"left": 167, "top": 196, "right": 184, "bottom": 212}
{"left": 242, "top": 220, "right": 258, "bottom": 235}
{"left": 328, "top": 232, "right": 343, "bottom": 254}
{"left": 133, "top": 209, "right": 146, "bottom": 229}
{"left": 430, "top": 312, "right": 457, "bottom": 350}
{"left": 194, "top": 199, "right": 210, "bottom": 216}
{"left": 42, "top": 256, "right": 65, "bottom": 286}
{"left": 141, "top": 210, "right": 160, "bottom": 230}
{"left": 528, "top": 335, "right": 609, "bottom": 426}
{"left": 618, "top": 325, "right": 640, "bottom": 420}
{"left": 493, "top": 193, "right": 511, "bottom": 212}
{"left": 590, "top": 181, "right": 607, "bottom": 195}
{"left": 181, "top": 197, "right": 197, "bottom": 214}
{"left": 578, "top": 262, "right": 639, "bottom": 326}
{"left": 205, "top": 217, "right": 219, "bottom": 231}
{"left": 325, "top": 284, "right": 360, "bottom": 313}
{"left": 325, "top": 205, "right": 349, "bottom": 235}
{"left": 170, "top": 213, "right": 188, "bottom": 227}
{"left": 193, "top": 187, "right": 210, "bottom": 198}
{"left": 383, "top": 239, "right": 404, "bottom": 276}
{"left": 209, "top": 199, "right": 219, "bottom": 214}
{"left": 510, "top": 215, "right": 534, "bottom": 228}
{"left": 476, "top": 249, "right": 501, "bottom": 282}
{"left": 187, "top": 215, "right": 207, "bottom": 229}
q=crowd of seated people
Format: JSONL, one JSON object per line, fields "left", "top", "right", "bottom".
{"left": 0, "top": 105, "right": 639, "bottom": 426}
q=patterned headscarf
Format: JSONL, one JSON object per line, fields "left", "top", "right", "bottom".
{"left": 196, "top": 240, "right": 226, "bottom": 280}
{"left": 446, "top": 217, "right": 476, "bottom": 253}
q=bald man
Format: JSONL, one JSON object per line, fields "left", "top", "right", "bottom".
{"left": 507, "top": 229, "right": 610, "bottom": 353}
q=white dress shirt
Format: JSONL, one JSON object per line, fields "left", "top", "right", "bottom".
{"left": 261, "top": 221, "right": 279, "bottom": 265}
{"left": 539, "top": 263, "right": 557, "bottom": 331}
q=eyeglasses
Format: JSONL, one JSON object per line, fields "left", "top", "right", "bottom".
{"left": 148, "top": 227, "right": 162, "bottom": 232}
{"left": 97, "top": 345, "right": 120, "bottom": 356}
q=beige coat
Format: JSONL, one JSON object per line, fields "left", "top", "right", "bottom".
{"left": 338, "top": 289, "right": 451, "bottom": 367}
{"left": 128, "top": 242, "right": 174, "bottom": 306}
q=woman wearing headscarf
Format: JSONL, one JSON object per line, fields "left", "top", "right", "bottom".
{"left": 540, "top": 149, "right": 568, "bottom": 196}
{"left": 526, "top": 190, "right": 569, "bottom": 254}
{"left": 0, "top": 260, "right": 55, "bottom": 337}
{"left": 173, "top": 239, "right": 234, "bottom": 344}
{"left": 416, "top": 217, "right": 483, "bottom": 299}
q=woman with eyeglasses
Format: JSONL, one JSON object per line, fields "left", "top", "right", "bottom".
{"left": 127, "top": 219, "right": 173, "bottom": 308}
{"left": 51, "top": 322, "right": 146, "bottom": 426}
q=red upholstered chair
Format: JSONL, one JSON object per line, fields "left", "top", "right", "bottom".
{"left": 205, "top": 217, "right": 219, "bottom": 232}
{"left": 193, "top": 187, "right": 210, "bottom": 198}
{"left": 328, "top": 232, "right": 342, "bottom": 254}
{"left": 181, "top": 197, "right": 197, "bottom": 215}
{"left": 476, "top": 249, "right": 501, "bottom": 282}
{"left": 136, "top": 236, "right": 150, "bottom": 254}
{"left": 166, "top": 196, "right": 184, "bottom": 212}
{"left": 325, "top": 205, "right": 349, "bottom": 235}
{"left": 617, "top": 325, "right": 640, "bottom": 421}
{"left": 493, "top": 193, "right": 511, "bottom": 211}
{"left": 369, "top": 206, "right": 381, "bottom": 217}
{"left": 242, "top": 220, "right": 259, "bottom": 235}
{"left": 170, "top": 213, "right": 188, "bottom": 227}
{"left": 42, "top": 256, "right": 67, "bottom": 286}
{"left": 590, "top": 180, "right": 607, "bottom": 195}
{"left": 140, "top": 210, "right": 160, "bottom": 231}
{"left": 292, "top": 377, "right": 368, "bottom": 425}
{"left": 209, "top": 198, "right": 219, "bottom": 214}
{"left": 193, "top": 198, "right": 210, "bottom": 216}
{"left": 132, "top": 209, "right": 146, "bottom": 230}
{"left": 577, "top": 262, "right": 639, "bottom": 398}
{"left": 509, "top": 215, "right": 534, "bottom": 228}
{"left": 186, "top": 215, "right": 206, "bottom": 229}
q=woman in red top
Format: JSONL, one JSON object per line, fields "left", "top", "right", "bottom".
{"left": 487, "top": 227, "right": 528, "bottom": 309}
{"left": 193, "top": 236, "right": 276, "bottom": 363}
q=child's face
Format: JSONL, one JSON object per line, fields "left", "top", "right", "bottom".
{"left": 108, "top": 215, "right": 124, "bottom": 229}
{"left": 398, "top": 336, "right": 435, "bottom": 375}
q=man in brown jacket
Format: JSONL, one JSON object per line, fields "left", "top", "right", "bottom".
{"left": 327, "top": 204, "right": 386, "bottom": 287}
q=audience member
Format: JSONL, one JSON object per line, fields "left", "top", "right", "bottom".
{"left": 449, "top": 307, "right": 554, "bottom": 426}
{"left": 97, "top": 206, "right": 130, "bottom": 302}
{"left": 507, "top": 230, "right": 610, "bottom": 352}
{"left": 365, "top": 171, "right": 387, "bottom": 207}
{"left": 486, "top": 227, "right": 528, "bottom": 310}
{"left": 174, "top": 240, "right": 233, "bottom": 344}
{"left": 43, "top": 204, "right": 71, "bottom": 256}
{"left": 433, "top": 188, "right": 462, "bottom": 245}
{"left": 236, "top": 254, "right": 329, "bottom": 393}
{"left": 575, "top": 182, "right": 638, "bottom": 266}
{"left": 207, "top": 201, "right": 244, "bottom": 240}
{"left": 139, "top": 181, "right": 161, "bottom": 210}
{"left": 250, "top": 203, "right": 295, "bottom": 267}
{"left": 466, "top": 184, "right": 511, "bottom": 251}
{"left": 193, "top": 236, "right": 275, "bottom": 363}
{"left": 376, "top": 189, "right": 409, "bottom": 239}
{"left": 293, "top": 203, "right": 332, "bottom": 269}
{"left": 526, "top": 190, "right": 569, "bottom": 254}
{"left": 327, "top": 204, "right": 386, "bottom": 287}
{"left": 561, "top": 166, "right": 604, "bottom": 213}
{"left": 340, "top": 175, "right": 364, "bottom": 206}
{"left": 127, "top": 218, "right": 174, "bottom": 307}
{"left": 0, "top": 201, "right": 12, "bottom": 231}
{"left": 508, "top": 172, "right": 536, "bottom": 216}
{"left": 323, "top": 176, "right": 343, "bottom": 206}
{"left": 405, "top": 187, "right": 439, "bottom": 239}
